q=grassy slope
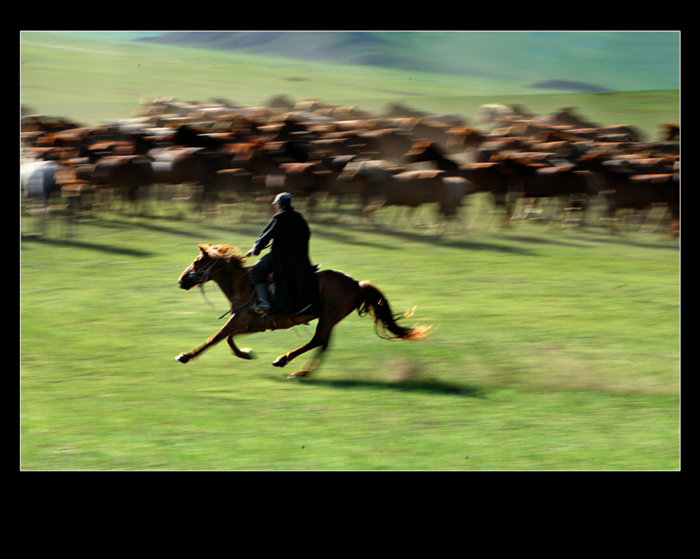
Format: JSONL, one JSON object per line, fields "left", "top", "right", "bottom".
{"left": 20, "top": 32, "right": 679, "bottom": 140}
{"left": 146, "top": 31, "right": 680, "bottom": 92}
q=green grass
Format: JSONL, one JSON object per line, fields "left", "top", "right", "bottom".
{"left": 20, "top": 200, "right": 680, "bottom": 470}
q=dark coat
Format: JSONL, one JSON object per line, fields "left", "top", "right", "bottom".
{"left": 252, "top": 206, "right": 320, "bottom": 314}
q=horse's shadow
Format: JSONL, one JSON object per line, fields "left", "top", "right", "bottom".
{"left": 267, "top": 375, "right": 486, "bottom": 398}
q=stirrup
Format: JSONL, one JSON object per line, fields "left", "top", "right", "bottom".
{"left": 251, "top": 302, "right": 271, "bottom": 315}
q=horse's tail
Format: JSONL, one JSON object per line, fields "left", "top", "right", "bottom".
{"left": 356, "top": 281, "right": 429, "bottom": 341}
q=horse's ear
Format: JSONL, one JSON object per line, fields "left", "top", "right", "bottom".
{"left": 198, "top": 244, "right": 211, "bottom": 256}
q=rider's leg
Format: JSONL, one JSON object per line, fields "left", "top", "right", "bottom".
{"left": 248, "top": 253, "right": 274, "bottom": 314}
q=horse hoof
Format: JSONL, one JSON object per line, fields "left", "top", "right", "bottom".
{"left": 287, "top": 369, "right": 310, "bottom": 379}
{"left": 272, "top": 357, "right": 288, "bottom": 368}
{"left": 176, "top": 353, "right": 190, "bottom": 364}
{"left": 239, "top": 348, "right": 256, "bottom": 360}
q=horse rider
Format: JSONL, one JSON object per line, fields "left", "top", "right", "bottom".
{"left": 245, "top": 192, "right": 320, "bottom": 315}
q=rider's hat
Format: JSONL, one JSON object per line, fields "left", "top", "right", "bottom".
{"left": 272, "top": 192, "right": 293, "bottom": 206}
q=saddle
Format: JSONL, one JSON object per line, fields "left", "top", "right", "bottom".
{"left": 263, "top": 263, "right": 322, "bottom": 291}
{"left": 254, "top": 264, "right": 322, "bottom": 316}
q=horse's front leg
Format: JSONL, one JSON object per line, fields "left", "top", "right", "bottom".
{"left": 176, "top": 313, "right": 248, "bottom": 364}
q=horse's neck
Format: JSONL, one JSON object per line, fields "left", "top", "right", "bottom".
{"left": 213, "top": 261, "right": 252, "bottom": 304}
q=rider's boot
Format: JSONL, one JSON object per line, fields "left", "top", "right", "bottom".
{"left": 251, "top": 283, "right": 272, "bottom": 314}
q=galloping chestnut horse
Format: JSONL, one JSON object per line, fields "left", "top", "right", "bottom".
{"left": 176, "top": 244, "right": 428, "bottom": 377}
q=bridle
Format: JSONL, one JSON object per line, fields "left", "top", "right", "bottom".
{"left": 184, "top": 255, "right": 254, "bottom": 319}
{"left": 184, "top": 257, "right": 225, "bottom": 286}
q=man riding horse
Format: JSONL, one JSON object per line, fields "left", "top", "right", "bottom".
{"left": 245, "top": 192, "right": 321, "bottom": 315}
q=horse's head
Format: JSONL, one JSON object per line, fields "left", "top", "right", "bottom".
{"left": 178, "top": 245, "right": 213, "bottom": 290}
{"left": 178, "top": 244, "right": 245, "bottom": 290}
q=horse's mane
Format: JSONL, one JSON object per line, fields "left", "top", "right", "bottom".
{"left": 203, "top": 244, "right": 247, "bottom": 266}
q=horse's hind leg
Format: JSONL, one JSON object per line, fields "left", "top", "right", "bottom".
{"left": 226, "top": 335, "right": 256, "bottom": 360}
{"left": 272, "top": 318, "right": 335, "bottom": 377}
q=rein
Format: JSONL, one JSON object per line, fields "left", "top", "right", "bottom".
{"left": 199, "top": 284, "right": 254, "bottom": 320}
{"left": 190, "top": 256, "right": 252, "bottom": 319}
{"left": 198, "top": 283, "right": 229, "bottom": 319}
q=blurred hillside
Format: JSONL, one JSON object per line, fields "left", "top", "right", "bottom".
{"left": 145, "top": 31, "right": 680, "bottom": 93}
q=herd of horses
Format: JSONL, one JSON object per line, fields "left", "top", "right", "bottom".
{"left": 21, "top": 96, "right": 679, "bottom": 236}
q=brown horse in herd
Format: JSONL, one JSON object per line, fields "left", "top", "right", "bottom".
{"left": 176, "top": 244, "right": 428, "bottom": 377}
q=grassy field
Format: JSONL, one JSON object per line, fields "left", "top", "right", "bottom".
{"left": 20, "top": 199, "right": 680, "bottom": 470}
{"left": 20, "top": 33, "right": 680, "bottom": 470}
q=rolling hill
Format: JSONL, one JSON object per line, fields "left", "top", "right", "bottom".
{"left": 144, "top": 31, "right": 680, "bottom": 93}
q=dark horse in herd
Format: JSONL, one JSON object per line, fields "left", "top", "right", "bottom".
{"left": 176, "top": 244, "right": 428, "bottom": 377}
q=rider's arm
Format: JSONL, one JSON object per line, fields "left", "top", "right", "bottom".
{"left": 247, "top": 215, "right": 279, "bottom": 256}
